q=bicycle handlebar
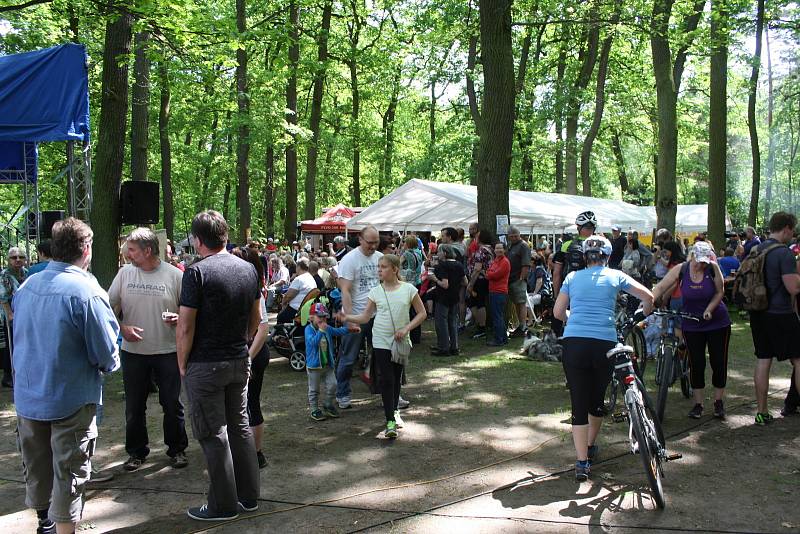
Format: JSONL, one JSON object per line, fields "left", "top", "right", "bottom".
{"left": 652, "top": 309, "right": 701, "bottom": 321}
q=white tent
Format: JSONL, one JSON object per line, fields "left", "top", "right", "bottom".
{"left": 347, "top": 179, "right": 653, "bottom": 234}
{"left": 636, "top": 204, "right": 730, "bottom": 233}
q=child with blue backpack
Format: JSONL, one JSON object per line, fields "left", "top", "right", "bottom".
{"left": 304, "top": 303, "right": 355, "bottom": 421}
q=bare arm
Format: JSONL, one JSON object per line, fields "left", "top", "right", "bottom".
{"left": 248, "top": 299, "right": 261, "bottom": 339}
{"left": 342, "top": 299, "right": 376, "bottom": 325}
{"left": 625, "top": 278, "right": 654, "bottom": 315}
{"left": 281, "top": 288, "right": 298, "bottom": 310}
{"left": 176, "top": 306, "right": 197, "bottom": 376}
{"left": 552, "top": 262, "right": 564, "bottom": 298}
{"left": 338, "top": 278, "right": 354, "bottom": 315}
{"left": 249, "top": 322, "right": 269, "bottom": 360}
{"left": 651, "top": 262, "right": 682, "bottom": 305}
{"left": 782, "top": 272, "right": 800, "bottom": 296}
{"left": 396, "top": 294, "right": 427, "bottom": 340}
{"left": 553, "top": 291, "right": 569, "bottom": 322}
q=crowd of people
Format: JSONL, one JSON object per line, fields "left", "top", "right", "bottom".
{"left": 1, "top": 207, "right": 799, "bottom": 531}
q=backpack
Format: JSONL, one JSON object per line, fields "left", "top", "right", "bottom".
{"left": 563, "top": 239, "right": 586, "bottom": 276}
{"left": 732, "top": 243, "right": 783, "bottom": 311}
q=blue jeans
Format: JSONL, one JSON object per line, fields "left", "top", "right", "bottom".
{"left": 489, "top": 292, "right": 508, "bottom": 344}
{"left": 335, "top": 320, "right": 373, "bottom": 400}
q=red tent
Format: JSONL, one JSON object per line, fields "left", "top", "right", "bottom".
{"left": 300, "top": 204, "right": 356, "bottom": 234}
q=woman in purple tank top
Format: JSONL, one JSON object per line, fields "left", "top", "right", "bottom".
{"left": 652, "top": 241, "right": 731, "bottom": 419}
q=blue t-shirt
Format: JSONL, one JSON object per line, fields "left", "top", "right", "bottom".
{"left": 717, "top": 256, "right": 739, "bottom": 278}
{"left": 562, "top": 266, "right": 634, "bottom": 342}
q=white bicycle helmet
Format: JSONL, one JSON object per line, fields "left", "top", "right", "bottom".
{"left": 575, "top": 210, "right": 597, "bottom": 228}
{"left": 582, "top": 235, "right": 612, "bottom": 257}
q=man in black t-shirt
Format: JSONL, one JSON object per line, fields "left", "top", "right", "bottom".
{"left": 748, "top": 212, "right": 800, "bottom": 425}
{"left": 429, "top": 244, "right": 467, "bottom": 356}
{"left": 177, "top": 210, "right": 261, "bottom": 521}
{"left": 608, "top": 226, "right": 627, "bottom": 269}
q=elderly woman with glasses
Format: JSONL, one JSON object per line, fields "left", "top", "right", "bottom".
{"left": 1, "top": 247, "right": 28, "bottom": 388}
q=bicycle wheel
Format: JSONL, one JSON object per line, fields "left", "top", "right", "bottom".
{"left": 605, "top": 377, "right": 619, "bottom": 416}
{"left": 629, "top": 401, "right": 666, "bottom": 509}
{"left": 640, "top": 378, "right": 666, "bottom": 446}
{"left": 678, "top": 347, "right": 693, "bottom": 399}
{"left": 626, "top": 326, "right": 647, "bottom": 379}
{"left": 655, "top": 344, "right": 674, "bottom": 423}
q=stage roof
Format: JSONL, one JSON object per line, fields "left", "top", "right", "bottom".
{"left": 0, "top": 43, "right": 90, "bottom": 143}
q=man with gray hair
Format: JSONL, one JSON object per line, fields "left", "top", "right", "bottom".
{"left": 108, "top": 227, "right": 188, "bottom": 471}
{"left": 1, "top": 245, "right": 28, "bottom": 388}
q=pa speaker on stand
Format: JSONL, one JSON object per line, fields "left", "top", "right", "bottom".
{"left": 120, "top": 181, "right": 160, "bottom": 225}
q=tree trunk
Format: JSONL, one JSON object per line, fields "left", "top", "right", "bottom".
{"left": 476, "top": 0, "right": 515, "bottom": 232}
{"left": 158, "top": 60, "right": 174, "bottom": 242}
{"left": 130, "top": 30, "right": 150, "bottom": 182}
{"left": 285, "top": 0, "right": 299, "bottom": 240}
{"left": 650, "top": 0, "right": 704, "bottom": 232}
{"left": 92, "top": 5, "right": 132, "bottom": 288}
{"left": 764, "top": 27, "right": 775, "bottom": 221}
{"left": 708, "top": 0, "right": 728, "bottom": 248}
{"left": 197, "top": 111, "right": 219, "bottom": 211}
{"left": 747, "top": 0, "right": 764, "bottom": 227}
{"left": 349, "top": 59, "right": 361, "bottom": 206}
{"left": 564, "top": 7, "right": 600, "bottom": 194}
{"left": 610, "top": 129, "right": 629, "bottom": 194}
{"left": 554, "top": 38, "right": 566, "bottom": 193}
{"left": 380, "top": 68, "right": 400, "bottom": 197}
{"left": 265, "top": 145, "right": 275, "bottom": 237}
{"left": 580, "top": 31, "right": 613, "bottom": 196}
{"left": 305, "top": 0, "right": 331, "bottom": 220}
{"left": 235, "top": 0, "right": 251, "bottom": 243}
{"left": 466, "top": 31, "right": 482, "bottom": 184}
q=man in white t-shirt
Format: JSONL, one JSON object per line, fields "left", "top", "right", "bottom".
{"left": 276, "top": 258, "right": 317, "bottom": 324}
{"left": 108, "top": 228, "right": 187, "bottom": 471}
{"left": 335, "top": 226, "right": 383, "bottom": 409}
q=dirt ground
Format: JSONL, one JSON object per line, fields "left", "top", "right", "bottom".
{"left": 0, "top": 317, "right": 798, "bottom": 534}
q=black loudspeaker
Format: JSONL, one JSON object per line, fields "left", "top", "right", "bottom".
{"left": 120, "top": 181, "right": 160, "bottom": 225}
{"left": 40, "top": 210, "right": 65, "bottom": 239}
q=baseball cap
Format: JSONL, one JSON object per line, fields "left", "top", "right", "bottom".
{"left": 611, "top": 225, "right": 621, "bottom": 232}
{"left": 691, "top": 241, "right": 715, "bottom": 264}
{"left": 310, "top": 303, "right": 329, "bottom": 317}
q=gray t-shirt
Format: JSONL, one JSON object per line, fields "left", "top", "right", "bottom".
{"left": 337, "top": 247, "right": 383, "bottom": 314}
{"left": 507, "top": 240, "right": 531, "bottom": 282}
{"left": 760, "top": 239, "right": 797, "bottom": 314}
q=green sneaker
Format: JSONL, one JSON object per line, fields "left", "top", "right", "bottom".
{"left": 310, "top": 409, "right": 326, "bottom": 421}
{"left": 394, "top": 411, "right": 404, "bottom": 428}
{"left": 385, "top": 420, "right": 398, "bottom": 438}
{"left": 322, "top": 405, "right": 340, "bottom": 418}
{"left": 754, "top": 412, "right": 774, "bottom": 426}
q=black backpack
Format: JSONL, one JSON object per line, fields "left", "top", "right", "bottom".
{"left": 563, "top": 239, "right": 586, "bottom": 276}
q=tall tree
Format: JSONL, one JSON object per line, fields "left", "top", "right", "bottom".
{"left": 92, "top": 4, "right": 133, "bottom": 288}
{"left": 130, "top": 30, "right": 150, "bottom": 182}
{"left": 305, "top": 0, "right": 332, "bottom": 220}
{"left": 158, "top": 60, "right": 174, "bottom": 242}
{"left": 764, "top": 27, "right": 775, "bottom": 221}
{"left": 554, "top": 34, "right": 567, "bottom": 192}
{"left": 235, "top": 0, "right": 251, "bottom": 243}
{"left": 708, "top": 0, "right": 728, "bottom": 248}
{"left": 564, "top": 3, "right": 600, "bottom": 194}
{"left": 475, "top": 0, "right": 515, "bottom": 231}
{"left": 747, "top": 0, "right": 765, "bottom": 226}
{"left": 650, "top": 0, "right": 705, "bottom": 232}
{"left": 285, "top": 0, "right": 299, "bottom": 240}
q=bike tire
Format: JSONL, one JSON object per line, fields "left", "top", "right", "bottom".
{"left": 605, "top": 377, "right": 619, "bottom": 416}
{"left": 626, "top": 326, "right": 647, "bottom": 379}
{"left": 655, "top": 344, "right": 674, "bottom": 423}
{"left": 678, "top": 347, "right": 693, "bottom": 399}
{"left": 640, "top": 378, "right": 666, "bottom": 447}
{"left": 629, "top": 400, "right": 666, "bottom": 509}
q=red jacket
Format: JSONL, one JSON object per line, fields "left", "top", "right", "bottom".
{"left": 486, "top": 255, "right": 510, "bottom": 294}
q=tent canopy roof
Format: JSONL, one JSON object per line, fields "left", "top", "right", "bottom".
{"left": 346, "top": 179, "right": 727, "bottom": 234}
{"left": 301, "top": 203, "right": 356, "bottom": 233}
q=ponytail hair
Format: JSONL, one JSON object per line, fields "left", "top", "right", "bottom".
{"left": 380, "top": 254, "right": 402, "bottom": 282}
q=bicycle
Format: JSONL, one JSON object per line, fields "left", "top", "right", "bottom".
{"left": 652, "top": 309, "right": 699, "bottom": 423}
{"left": 606, "top": 342, "right": 681, "bottom": 509}
{"left": 606, "top": 310, "right": 648, "bottom": 416}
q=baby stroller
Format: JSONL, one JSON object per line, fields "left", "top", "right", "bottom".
{"left": 268, "top": 289, "right": 321, "bottom": 372}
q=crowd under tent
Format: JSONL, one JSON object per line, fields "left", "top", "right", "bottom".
{"left": 346, "top": 179, "right": 713, "bottom": 235}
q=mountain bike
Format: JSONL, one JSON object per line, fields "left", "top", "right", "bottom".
{"left": 606, "top": 342, "right": 681, "bottom": 509}
{"left": 653, "top": 309, "right": 699, "bottom": 422}
{"left": 606, "top": 310, "right": 648, "bottom": 416}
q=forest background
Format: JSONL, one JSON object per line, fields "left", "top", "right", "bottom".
{"left": 0, "top": 0, "right": 799, "bottom": 287}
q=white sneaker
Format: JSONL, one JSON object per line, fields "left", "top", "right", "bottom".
{"left": 397, "top": 396, "right": 410, "bottom": 410}
{"left": 337, "top": 397, "right": 352, "bottom": 409}
{"left": 394, "top": 411, "right": 404, "bottom": 428}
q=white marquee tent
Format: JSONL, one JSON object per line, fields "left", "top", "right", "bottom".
{"left": 346, "top": 179, "right": 724, "bottom": 234}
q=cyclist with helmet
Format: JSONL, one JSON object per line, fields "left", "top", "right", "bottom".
{"left": 551, "top": 211, "right": 598, "bottom": 336}
{"left": 554, "top": 235, "right": 654, "bottom": 481}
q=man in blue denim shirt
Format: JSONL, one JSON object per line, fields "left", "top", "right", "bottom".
{"left": 12, "top": 217, "right": 120, "bottom": 534}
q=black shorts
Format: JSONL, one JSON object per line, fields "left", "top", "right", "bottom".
{"left": 466, "top": 277, "right": 489, "bottom": 309}
{"left": 750, "top": 311, "right": 800, "bottom": 361}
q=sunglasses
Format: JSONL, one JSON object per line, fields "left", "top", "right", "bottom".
{"left": 9, "top": 256, "right": 25, "bottom": 260}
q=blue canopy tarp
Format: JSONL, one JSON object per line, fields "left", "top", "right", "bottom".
{"left": 0, "top": 141, "right": 37, "bottom": 184}
{"left": 0, "top": 43, "right": 90, "bottom": 143}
